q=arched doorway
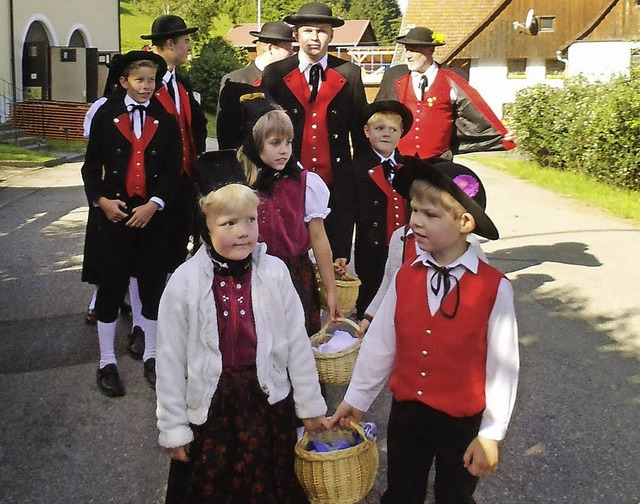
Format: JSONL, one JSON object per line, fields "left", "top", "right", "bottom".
{"left": 22, "top": 21, "right": 51, "bottom": 100}
{"left": 69, "top": 29, "right": 87, "bottom": 48}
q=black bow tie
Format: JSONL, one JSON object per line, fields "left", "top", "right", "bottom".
{"left": 382, "top": 159, "right": 396, "bottom": 181}
{"left": 308, "top": 64, "right": 325, "bottom": 103}
{"left": 426, "top": 260, "right": 460, "bottom": 319}
{"left": 128, "top": 104, "right": 147, "bottom": 131}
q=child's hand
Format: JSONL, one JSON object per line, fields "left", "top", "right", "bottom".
{"left": 326, "top": 401, "right": 363, "bottom": 430}
{"left": 127, "top": 201, "right": 159, "bottom": 228}
{"left": 325, "top": 290, "right": 344, "bottom": 322}
{"left": 462, "top": 436, "right": 499, "bottom": 477}
{"left": 334, "top": 258, "right": 348, "bottom": 273}
{"left": 167, "top": 445, "right": 190, "bottom": 462}
{"left": 356, "top": 318, "right": 370, "bottom": 338}
{"left": 98, "top": 197, "right": 128, "bottom": 223}
{"left": 302, "top": 416, "right": 328, "bottom": 435}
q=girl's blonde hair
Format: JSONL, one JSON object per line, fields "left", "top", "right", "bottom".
{"left": 237, "top": 108, "right": 294, "bottom": 186}
{"left": 199, "top": 183, "right": 259, "bottom": 218}
{"left": 409, "top": 179, "right": 467, "bottom": 219}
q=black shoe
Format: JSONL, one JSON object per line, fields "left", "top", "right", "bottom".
{"left": 85, "top": 308, "right": 97, "bottom": 325}
{"left": 120, "top": 302, "right": 132, "bottom": 317}
{"left": 143, "top": 358, "right": 156, "bottom": 389}
{"left": 96, "top": 364, "right": 125, "bottom": 397}
{"left": 127, "top": 326, "right": 145, "bottom": 360}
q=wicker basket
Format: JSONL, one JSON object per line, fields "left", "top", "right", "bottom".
{"left": 317, "top": 263, "right": 361, "bottom": 314}
{"left": 295, "top": 421, "right": 379, "bottom": 504}
{"left": 310, "top": 317, "right": 361, "bottom": 385}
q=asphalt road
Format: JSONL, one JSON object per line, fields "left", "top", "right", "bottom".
{"left": 0, "top": 155, "right": 638, "bottom": 503}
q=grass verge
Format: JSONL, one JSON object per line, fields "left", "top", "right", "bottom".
{"left": 205, "top": 113, "right": 217, "bottom": 138}
{"left": 0, "top": 145, "right": 53, "bottom": 162}
{"left": 465, "top": 152, "right": 640, "bottom": 226}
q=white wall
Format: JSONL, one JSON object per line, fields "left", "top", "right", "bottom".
{"left": 567, "top": 41, "right": 637, "bottom": 81}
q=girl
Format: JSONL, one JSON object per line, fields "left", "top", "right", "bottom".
{"left": 237, "top": 99, "right": 341, "bottom": 335}
{"left": 156, "top": 154, "right": 328, "bottom": 503}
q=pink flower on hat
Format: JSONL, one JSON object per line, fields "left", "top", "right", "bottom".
{"left": 453, "top": 174, "right": 480, "bottom": 198}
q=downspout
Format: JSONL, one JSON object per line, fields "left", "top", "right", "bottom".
{"left": 9, "top": 0, "right": 17, "bottom": 102}
{"left": 556, "top": 49, "right": 569, "bottom": 65}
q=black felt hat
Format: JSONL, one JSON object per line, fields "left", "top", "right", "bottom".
{"left": 360, "top": 100, "right": 414, "bottom": 137}
{"left": 249, "top": 21, "right": 295, "bottom": 42}
{"left": 110, "top": 50, "right": 167, "bottom": 80}
{"left": 141, "top": 15, "right": 198, "bottom": 41}
{"left": 396, "top": 26, "right": 445, "bottom": 47}
{"left": 393, "top": 157, "right": 499, "bottom": 239}
{"left": 192, "top": 150, "right": 248, "bottom": 197}
{"left": 284, "top": 2, "right": 345, "bottom": 28}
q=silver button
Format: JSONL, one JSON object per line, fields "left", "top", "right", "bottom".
{"left": 417, "top": 390, "right": 423, "bottom": 396}
{"left": 426, "top": 329, "right": 431, "bottom": 335}
{"left": 421, "top": 372, "right": 426, "bottom": 377}
{"left": 223, "top": 310, "right": 229, "bottom": 317}
{"left": 236, "top": 283, "right": 242, "bottom": 289}
{"left": 422, "top": 350, "right": 428, "bottom": 356}
{"left": 220, "top": 281, "right": 226, "bottom": 287}
{"left": 240, "top": 309, "right": 246, "bottom": 315}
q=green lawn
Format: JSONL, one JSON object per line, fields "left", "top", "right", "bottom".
{"left": 465, "top": 152, "right": 640, "bottom": 225}
{"left": 120, "top": 0, "right": 155, "bottom": 52}
{"left": 0, "top": 144, "right": 54, "bottom": 162}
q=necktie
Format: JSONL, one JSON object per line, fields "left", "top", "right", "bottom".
{"left": 426, "top": 260, "right": 460, "bottom": 319}
{"left": 419, "top": 75, "right": 428, "bottom": 101}
{"left": 167, "top": 75, "right": 176, "bottom": 103}
{"left": 382, "top": 159, "right": 396, "bottom": 181}
{"left": 128, "top": 104, "right": 146, "bottom": 133}
{"left": 308, "top": 64, "right": 325, "bottom": 104}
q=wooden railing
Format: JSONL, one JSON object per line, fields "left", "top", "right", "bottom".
{"left": 11, "top": 100, "right": 90, "bottom": 141}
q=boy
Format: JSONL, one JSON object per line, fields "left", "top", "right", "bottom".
{"left": 82, "top": 51, "right": 181, "bottom": 396}
{"left": 329, "top": 157, "right": 519, "bottom": 503}
{"left": 333, "top": 100, "right": 413, "bottom": 318}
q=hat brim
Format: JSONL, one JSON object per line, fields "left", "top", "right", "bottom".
{"left": 396, "top": 35, "right": 444, "bottom": 47}
{"left": 141, "top": 26, "right": 198, "bottom": 40}
{"left": 249, "top": 30, "right": 296, "bottom": 42}
{"left": 361, "top": 100, "right": 414, "bottom": 137}
{"left": 283, "top": 14, "right": 344, "bottom": 27}
{"left": 111, "top": 51, "right": 168, "bottom": 81}
{"left": 393, "top": 157, "right": 499, "bottom": 240}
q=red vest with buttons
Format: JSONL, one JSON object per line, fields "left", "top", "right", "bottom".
{"left": 154, "top": 83, "right": 197, "bottom": 177}
{"left": 396, "top": 71, "right": 454, "bottom": 159}
{"left": 391, "top": 259, "right": 504, "bottom": 417}
{"left": 283, "top": 67, "right": 346, "bottom": 186}
{"left": 367, "top": 164, "right": 408, "bottom": 244}
{"left": 114, "top": 112, "right": 159, "bottom": 199}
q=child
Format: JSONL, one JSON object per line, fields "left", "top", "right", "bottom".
{"left": 237, "top": 95, "right": 341, "bottom": 335}
{"left": 155, "top": 151, "right": 327, "bottom": 503}
{"left": 81, "top": 50, "right": 181, "bottom": 396}
{"left": 333, "top": 100, "right": 414, "bottom": 319}
{"left": 329, "top": 157, "right": 519, "bottom": 503}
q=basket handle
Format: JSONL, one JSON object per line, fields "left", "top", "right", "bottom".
{"left": 317, "top": 316, "right": 360, "bottom": 337}
{"left": 300, "top": 420, "right": 367, "bottom": 443}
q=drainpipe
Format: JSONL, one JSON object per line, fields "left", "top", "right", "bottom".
{"left": 9, "top": 0, "right": 17, "bottom": 103}
{"left": 556, "top": 49, "right": 569, "bottom": 65}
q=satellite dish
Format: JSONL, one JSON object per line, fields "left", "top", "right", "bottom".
{"left": 513, "top": 8, "right": 539, "bottom": 36}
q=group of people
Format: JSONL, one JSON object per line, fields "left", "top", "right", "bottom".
{"left": 81, "top": 3, "right": 520, "bottom": 503}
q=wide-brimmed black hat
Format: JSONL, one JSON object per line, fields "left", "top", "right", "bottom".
{"left": 110, "top": 50, "right": 167, "bottom": 80}
{"left": 140, "top": 15, "right": 198, "bottom": 41}
{"left": 393, "top": 157, "right": 498, "bottom": 239}
{"left": 284, "top": 2, "right": 345, "bottom": 28}
{"left": 396, "top": 26, "right": 445, "bottom": 47}
{"left": 361, "top": 100, "right": 414, "bottom": 137}
{"left": 192, "top": 150, "right": 247, "bottom": 197}
{"left": 249, "top": 21, "right": 295, "bottom": 42}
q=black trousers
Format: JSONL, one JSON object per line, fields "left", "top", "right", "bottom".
{"left": 381, "top": 399, "right": 482, "bottom": 504}
{"left": 165, "top": 174, "right": 196, "bottom": 273}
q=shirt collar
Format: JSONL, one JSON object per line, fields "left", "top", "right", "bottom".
{"left": 411, "top": 244, "right": 479, "bottom": 274}
{"left": 411, "top": 62, "right": 439, "bottom": 81}
{"left": 298, "top": 52, "right": 328, "bottom": 73}
{"left": 124, "top": 95, "right": 150, "bottom": 108}
{"left": 374, "top": 150, "right": 397, "bottom": 165}
{"left": 163, "top": 69, "right": 176, "bottom": 85}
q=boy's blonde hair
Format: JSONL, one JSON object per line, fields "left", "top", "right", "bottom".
{"left": 122, "top": 59, "right": 158, "bottom": 78}
{"left": 409, "top": 179, "right": 468, "bottom": 220}
{"left": 366, "top": 110, "right": 404, "bottom": 130}
{"left": 238, "top": 108, "right": 294, "bottom": 186}
{"left": 199, "top": 183, "right": 259, "bottom": 219}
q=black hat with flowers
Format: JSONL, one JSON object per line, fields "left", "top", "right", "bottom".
{"left": 396, "top": 26, "right": 446, "bottom": 47}
{"left": 393, "top": 156, "right": 499, "bottom": 239}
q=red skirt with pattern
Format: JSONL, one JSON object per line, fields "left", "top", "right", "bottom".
{"left": 281, "top": 254, "right": 321, "bottom": 336}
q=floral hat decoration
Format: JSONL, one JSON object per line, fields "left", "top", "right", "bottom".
{"left": 396, "top": 26, "right": 446, "bottom": 47}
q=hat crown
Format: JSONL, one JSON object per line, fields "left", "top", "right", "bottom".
{"left": 297, "top": 2, "right": 335, "bottom": 17}
{"left": 193, "top": 150, "right": 247, "bottom": 196}
{"left": 250, "top": 21, "right": 295, "bottom": 41}
{"left": 152, "top": 15, "right": 188, "bottom": 34}
{"left": 284, "top": 2, "right": 345, "bottom": 27}
{"left": 406, "top": 27, "right": 433, "bottom": 42}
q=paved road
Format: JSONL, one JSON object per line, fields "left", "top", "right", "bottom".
{"left": 0, "top": 156, "right": 638, "bottom": 503}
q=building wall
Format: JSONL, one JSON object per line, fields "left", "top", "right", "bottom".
{"left": 567, "top": 41, "right": 639, "bottom": 81}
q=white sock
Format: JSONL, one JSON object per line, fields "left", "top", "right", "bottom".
{"left": 88, "top": 289, "right": 97, "bottom": 310}
{"left": 129, "top": 277, "right": 143, "bottom": 329}
{"left": 142, "top": 316, "right": 157, "bottom": 362}
{"left": 97, "top": 321, "right": 118, "bottom": 368}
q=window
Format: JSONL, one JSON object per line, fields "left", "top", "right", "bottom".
{"left": 540, "top": 16, "right": 555, "bottom": 32}
{"left": 507, "top": 58, "right": 527, "bottom": 78}
{"left": 545, "top": 59, "right": 565, "bottom": 78}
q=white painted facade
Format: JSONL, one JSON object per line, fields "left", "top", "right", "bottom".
{"left": 567, "top": 40, "right": 640, "bottom": 82}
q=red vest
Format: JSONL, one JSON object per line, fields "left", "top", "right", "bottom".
{"left": 391, "top": 259, "right": 504, "bottom": 417}
{"left": 396, "top": 71, "right": 455, "bottom": 159}
{"left": 368, "top": 164, "right": 408, "bottom": 244}
{"left": 283, "top": 67, "right": 346, "bottom": 185}
{"left": 154, "top": 83, "right": 197, "bottom": 176}
{"left": 114, "top": 112, "right": 159, "bottom": 199}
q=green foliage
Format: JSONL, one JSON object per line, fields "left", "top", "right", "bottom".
{"left": 186, "top": 37, "right": 246, "bottom": 114}
{"left": 507, "top": 75, "right": 640, "bottom": 191}
{"left": 346, "top": 0, "right": 401, "bottom": 44}
{"left": 120, "top": 0, "right": 156, "bottom": 52}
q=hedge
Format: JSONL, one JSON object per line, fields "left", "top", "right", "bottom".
{"left": 506, "top": 75, "right": 640, "bottom": 191}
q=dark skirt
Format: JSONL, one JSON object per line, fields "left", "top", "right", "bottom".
{"left": 167, "top": 366, "right": 308, "bottom": 504}
{"left": 282, "top": 254, "right": 321, "bottom": 336}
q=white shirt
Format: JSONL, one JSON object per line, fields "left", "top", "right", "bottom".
{"left": 304, "top": 170, "right": 331, "bottom": 222}
{"left": 298, "top": 52, "right": 329, "bottom": 93}
{"left": 163, "top": 69, "right": 181, "bottom": 114}
{"left": 411, "top": 62, "right": 456, "bottom": 103}
{"left": 346, "top": 246, "right": 519, "bottom": 441}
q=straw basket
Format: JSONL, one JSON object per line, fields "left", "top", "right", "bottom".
{"left": 310, "top": 317, "right": 361, "bottom": 385}
{"left": 295, "top": 421, "right": 379, "bottom": 504}
{"left": 317, "top": 263, "right": 361, "bottom": 314}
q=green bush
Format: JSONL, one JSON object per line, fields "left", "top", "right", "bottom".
{"left": 507, "top": 75, "right": 640, "bottom": 191}
{"left": 186, "top": 37, "right": 246, "bottom": 114}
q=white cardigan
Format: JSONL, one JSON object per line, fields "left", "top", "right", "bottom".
{"left": 156, "top": 243, "right": 327, "bottom": 449}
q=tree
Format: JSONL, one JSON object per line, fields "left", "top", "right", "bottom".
{"left": 346, "top": 0, "right": 401, "bottom": 44}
